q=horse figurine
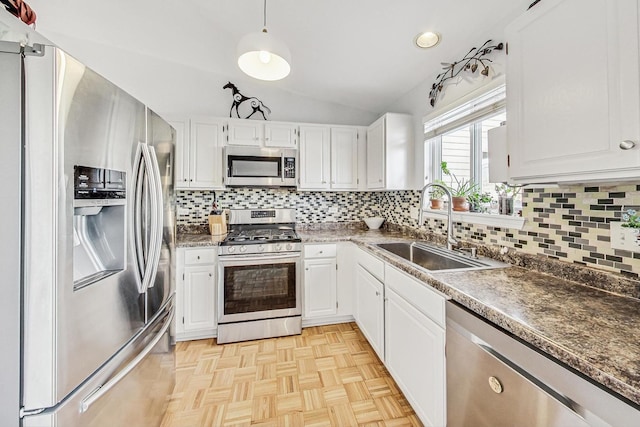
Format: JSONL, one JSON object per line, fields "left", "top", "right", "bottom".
{"left": 223, "top": 82, "right": 272, "bottom": 120}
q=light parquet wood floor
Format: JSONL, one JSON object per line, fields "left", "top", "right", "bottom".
{"left": 161, "top": 322, "right": 422, "bottom": 427}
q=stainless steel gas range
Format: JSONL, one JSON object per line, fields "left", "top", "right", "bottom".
{"left": 217, "top": 209, "right": 302, "bottom": 344}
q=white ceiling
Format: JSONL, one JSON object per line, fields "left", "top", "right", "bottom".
{"left": 27, "top": 0, "right": 532, "bottom": 115}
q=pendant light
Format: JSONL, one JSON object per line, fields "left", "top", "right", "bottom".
{"left": 237, "top": 0, "right": 291, "bottom": 81}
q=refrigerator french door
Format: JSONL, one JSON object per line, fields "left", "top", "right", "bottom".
{"left": 0, "top": 39, "right": 175, "bottom": 425}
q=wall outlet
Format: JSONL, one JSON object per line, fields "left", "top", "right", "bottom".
{"left": 328, "top": 206, "right": 339, "bottom": 214}
{"left": 610, "top": 222, "right": 640, "bottom": 252}
{"left": 410, "top": 207, "right": 419, "bottom": 220}
{"left": 177, "top": 207, "right": 190, "bottom": 216}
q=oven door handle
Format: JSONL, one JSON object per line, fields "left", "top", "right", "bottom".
{"left": 219, "top": 253, "right": 301, "bottom": 263}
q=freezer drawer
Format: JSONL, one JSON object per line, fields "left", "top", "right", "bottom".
{"left": 24, "top": 302, "right": 175, "bottom": 427}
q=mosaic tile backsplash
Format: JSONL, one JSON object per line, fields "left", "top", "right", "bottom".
{"left": 176, "top": 183, "right": 640, "bottom": 277}
{"left": 176, "top": 189, "right": 380, "bottom": 225}
{"left": 376, "top": 183, "right": 640, "bottom": 278}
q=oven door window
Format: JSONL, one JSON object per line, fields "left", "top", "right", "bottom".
{"left": 223, "top": 262, "right": 296, "bottom": 314}
{"left": 229, "top": 156, "right": 281, "bottom": 178}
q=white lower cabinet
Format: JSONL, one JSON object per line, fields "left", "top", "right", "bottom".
{"left": 175, "top": 247, "right": 217, "bottom": 341}
{"left": 303, "top": 257, "right": 337, "bottom": 319}
{"left": 355, "top": 264, "right": 385, "bottom": 361}
{"left": 385, "top": 277, "right": 446, "bottom": 426}
{"left": 302, "top": 243, "right": 356, "bottom": 326}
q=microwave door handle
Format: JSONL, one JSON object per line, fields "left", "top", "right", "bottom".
{"left": 281, "top": 153, "right": 285, "bottom": 183}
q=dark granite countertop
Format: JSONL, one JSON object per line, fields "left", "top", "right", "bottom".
{"left": 176, "top": 233, "right": 225, "bottom": 247}
{"left": 178, "top": 228, "right": 640, "bottom": 406}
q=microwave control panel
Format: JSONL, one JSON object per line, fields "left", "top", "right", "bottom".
{"left": 283, "top": 157, "right": 296, "bottom": 178}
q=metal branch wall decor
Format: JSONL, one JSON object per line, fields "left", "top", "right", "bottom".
{"left": 223, "top": 82, "right": 272, "bottom": 120}
{"left": 428, "top": 40, "right": 504, "bottom": 107}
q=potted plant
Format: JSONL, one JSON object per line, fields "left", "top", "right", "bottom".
{"left": 621, "top": 209, "right": 640, "bottom": 228}
{"left": 468, "top": 191, "right": 492, "bottom": 213}
{"left": 429, "top": 180, "right": 447, "bottom": 209}
{"left": 441, "top": 162, "right": 478, "bottom": 212}
{"left": 495, "top": 183, "right": 522, "bottom": 215}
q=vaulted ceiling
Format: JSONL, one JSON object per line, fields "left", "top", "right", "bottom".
{"left": 27, "top": 0, "right": 532, "bottom": 114}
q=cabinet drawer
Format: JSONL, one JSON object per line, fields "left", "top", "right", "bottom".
{"left": 356, "top": 248, "right": 384, "bottom": 281}
{"left": 305, "top": 244, "right": 337, "bottom": 259}
{"left": 385, "top": 265, "right": 445, "bottom": 327}
{"left": 184, "top": 248, "right": 216, "bottom": 265}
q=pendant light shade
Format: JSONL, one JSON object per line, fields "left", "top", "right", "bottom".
{"left": 237, "top": 0, "right": 291, "bottom": 81}
{"left": 237, "top": 29, "right": 291, "bottom": 81}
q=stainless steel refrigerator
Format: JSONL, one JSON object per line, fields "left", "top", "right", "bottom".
{"left": 0, "top": 36, "right": 176, "bottom": 426}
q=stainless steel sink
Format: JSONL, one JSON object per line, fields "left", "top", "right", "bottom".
{"left": 375, "top": 242, "right": 508, "bottom": 272}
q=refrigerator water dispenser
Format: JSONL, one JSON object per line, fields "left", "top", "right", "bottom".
{"left": 73, "top": 166, "right": 126, "bottom": 290}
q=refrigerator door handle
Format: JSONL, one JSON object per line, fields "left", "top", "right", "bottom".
{"left": 139, "top": 143, "right": 160, "bottom": 293}
{"left": 79, "top": 307, "right": 174, "bottom": 414}
{"left": 145, "top": 145, "right": 164, "bottom": 290}
{"left": 130, "top": 142, "right": 145, "bottom": 293}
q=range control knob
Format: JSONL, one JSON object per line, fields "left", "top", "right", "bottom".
{"left": 239, "top": 246, "right": 247, "bottom": 253}
{"left": 258, "top": 245, "right": 265, "bottom": 252}
{"left": 275, "top": 244, "right": 282, "bottom": 251}
{"left": 286, "top": 243, "right": 293, "bottom": 251}
{"left": 227, "top": 246, "right": 236, "bottom": 253}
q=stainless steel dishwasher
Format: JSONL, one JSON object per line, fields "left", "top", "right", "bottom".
{"left": 446, "top": 301, "right": 640, "bottom": 427}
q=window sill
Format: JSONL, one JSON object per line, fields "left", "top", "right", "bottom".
{"left": 421, "top": 209, "right": 526, "bottom": 230}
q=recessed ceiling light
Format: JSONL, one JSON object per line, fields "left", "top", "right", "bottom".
{"left": 415, "top": 31, "right": 441, "bottom": 49}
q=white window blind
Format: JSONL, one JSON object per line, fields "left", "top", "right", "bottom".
{"left": 424, "top": 85, "right": 506, "bottom": 139}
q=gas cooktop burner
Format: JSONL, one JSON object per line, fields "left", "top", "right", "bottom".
{"left": 224, "top": 228, "right": 300, "bottom": 244}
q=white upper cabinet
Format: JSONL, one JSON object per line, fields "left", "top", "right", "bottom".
{"left": 299, "top": 126, "right": 331, "bottom": 189}
{"left": 226, "top": 119, "right": 298, "bottom": 148}
{"left": 265, "top": 123, "right": 298, "bottom": 148}
{"left": 299, "top": 125, "right": 359, "bottom": 190}
{"left": 170, "top": 117, "right": 224, "bottom": 190}
{"left": 366, "top": 113, "right": 414, "bottom": 190}
{"left": 506, "top": 0, "right": 640, "bottom": 183}
{"left": 226, "top": 119, "right": 263, "bottom": 146}
{"left": 330, "top": 127, "right": 359, "bottom": 190}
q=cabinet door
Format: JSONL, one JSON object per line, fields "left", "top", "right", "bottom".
{"left": 303, "top": 258, "right": 337, "bottom": 319}
{"left": 330, "top": 127, "right": 358, "bottom": 190}
{"left": 169, "top": 119, "right": 190, "bottom": 189}
{"left": 385, "top": 287, "right": 445, "bottom": 427}
{"left": 190, "top": 119, "right": 223, "bottom": 188}
{"left": 366, "top": 117, "right": 385, "bottom": 189}
{"left": 355, "top": 265, "right": 384, "bottom": 361}
{"left": 182, "top": 265, "right": 216, "bottom": 332}
{"left": 265, "top": 123, "right": 298, "bottom": 148}
{"left": 507, "top": 0, "right": 640, "bottom": 182}
{"left": 299, "top": 126, "right": 331, "bottom": 189}
{"left": 227, "top": 120, "right": 263, "bottom": 146}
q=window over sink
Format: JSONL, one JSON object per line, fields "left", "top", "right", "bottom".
{"left": 423, "top": 84, "right": 525, "bottom": 229}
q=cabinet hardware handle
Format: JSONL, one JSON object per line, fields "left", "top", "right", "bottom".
{"left": 209, "top": 273, "right": 212, "bottom": 277}
{"left": 375, "top": 291, "right": 380, "bottom": 296}
{"left": 322, "top": 181, "right": 327, "bottom": 184}
{"left": 620, "top": 140, "right": 636, "bottom": 150}
{"left": 378, "top": 179, "right": 382, "bottom": 182}
{"left": 197, "top": 256, "right": 200, "bottom": 259}
{"left": 305, "top": 267, "right": 309, "bottom": 271}
{"left": 319, "top": 251, "right": 323, "bottom": 254}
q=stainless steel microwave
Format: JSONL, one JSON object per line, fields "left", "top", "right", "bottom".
{"left": 224, "top": 146, "right": 297, "bottom": 187}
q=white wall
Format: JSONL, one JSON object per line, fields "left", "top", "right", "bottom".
{"left": 40, "top": 32, "right": 378, "bottom": 126}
